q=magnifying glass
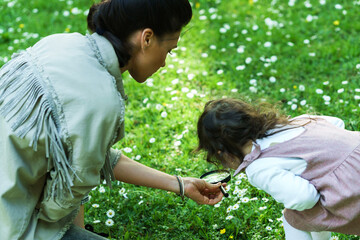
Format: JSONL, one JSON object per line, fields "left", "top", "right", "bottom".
{"left": 200, "top": 170, "right": 231, "bottom": 197}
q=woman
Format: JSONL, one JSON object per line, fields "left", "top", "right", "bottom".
{"left": 0, "top": 0, "right": 224, "bottom": 239}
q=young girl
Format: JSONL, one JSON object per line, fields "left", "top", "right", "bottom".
{"left": 196, "top": 98, "right": 360, "bottom": 240}
{"left": 0, "top": 1, "right": 224, "bottom": 239}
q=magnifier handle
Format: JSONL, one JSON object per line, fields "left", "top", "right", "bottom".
{"left": 220, "top": 185, "right": 229, "bottom": 198}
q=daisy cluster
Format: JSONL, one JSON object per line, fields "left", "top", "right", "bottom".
{"left": 211, "top": 172, "right": 283, "bottom": 236}
{"left": 85, "top": 181, "right": 138, "bottom": 236}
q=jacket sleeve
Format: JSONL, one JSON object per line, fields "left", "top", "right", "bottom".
{"left": 39, "top": 142, "right": 123, "bottom": 222}
{"left": 81, "top": 148, "right": 122, "bottom": 206}
{"left": 38, "top": 102, "right": 124, "bottom": 222}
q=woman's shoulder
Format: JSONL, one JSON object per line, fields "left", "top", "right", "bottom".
{"left": 35, "top": 32, "right": 85, "bottom": 44}
{"left": 23, "top": 32, "right": 125, "bottom": 135}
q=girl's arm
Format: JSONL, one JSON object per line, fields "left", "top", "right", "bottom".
{"left": 113, "top": 154, "right": 224, "bottom": 205}
{"left": 246, "top": 157, "right": 320, "bottom": 211}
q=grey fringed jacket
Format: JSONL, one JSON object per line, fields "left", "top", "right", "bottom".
{"left": 0, "top": 33, "right": 126, "bottom": 239}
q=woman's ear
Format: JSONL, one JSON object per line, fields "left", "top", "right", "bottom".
{"left": 140, "top": 28, "right": 155, "bottom": 51}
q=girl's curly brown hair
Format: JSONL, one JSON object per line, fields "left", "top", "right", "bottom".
{"left": 196, "top": 98, "right": 296, "bottom": 168}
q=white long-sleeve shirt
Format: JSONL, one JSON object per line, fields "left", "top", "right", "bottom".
{"left": 245, "top": 115, "right": 345, "bottom": 211}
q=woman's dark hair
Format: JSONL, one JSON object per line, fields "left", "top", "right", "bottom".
{"left": 196, "top": 98, "right": 294, "bottom": 167}
{"left": 87, "top": 0, "right": 192, "bottom": 68}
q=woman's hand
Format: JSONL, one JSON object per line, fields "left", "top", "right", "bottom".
{"left": 183, "top": 177, "right": 225, "bottom": 205}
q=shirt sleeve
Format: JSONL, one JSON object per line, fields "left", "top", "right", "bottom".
{"left": 246, "top": 157, "right": 320, "bottom": 211}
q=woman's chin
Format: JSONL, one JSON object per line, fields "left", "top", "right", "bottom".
{"left": 130, "top": 73, "right": 148, "bottom": 83}
{"left": 137, "top": 77, "right": 148, "bottom": 83}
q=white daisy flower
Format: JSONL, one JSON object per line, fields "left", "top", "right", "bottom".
{"left": 161, "top": 111, "right": 168, "bottom": 118}
{"left": 236, "top": 65, "right": 245, "bottom": 71}
{"left": 98, "top": 186, "right": 105, "bottom": 193}
{"left": 119, "top": 188, "right": 126, "bottom": 195}
{"left": 316, "top": 89, "right": 323, "bottom": 94}
{"left": 245, "top": 57, "right": 252, "bottom": 64}
{"left": 106, "top": 209, "right": 115, "bottom": 218}
{"left": 123, "top": 147, "right": 132, "bottom": 153}
{"left": 241, "top": 197, "right": 249, "bottom": 203}
{"left": 264, "top": 41, "right": 272, "bottom": 47}
{"left": 105, "top": 219, "right": 114, "bottom": 227}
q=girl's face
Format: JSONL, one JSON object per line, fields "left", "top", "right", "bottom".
{"left": 125, "top": 29, "right": 180, "bottom": 83}
{"left": 219, "top": 151, "right": 241, "bottom": 170}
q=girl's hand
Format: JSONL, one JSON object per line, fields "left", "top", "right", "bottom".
{"left": 183, "top": 177, "right": 225, "bottom": 205}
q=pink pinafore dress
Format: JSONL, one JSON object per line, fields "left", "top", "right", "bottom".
{"left": 235, "top": 117, "right": 360, "bottom": 235}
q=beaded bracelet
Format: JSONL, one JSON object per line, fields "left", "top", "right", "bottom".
{"left": 175, "top": 175, "right": 185, "bottom": 200}
{"left": 81, "top": 195, "right": 90, "bottom": 205}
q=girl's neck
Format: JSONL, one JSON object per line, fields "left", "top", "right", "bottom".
{"left": 242, "top": 140, "right": 253, "bottom": 155}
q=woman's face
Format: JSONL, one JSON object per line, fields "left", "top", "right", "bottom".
{"left": 126, "top": 30, "right": 180, "bottom": 83}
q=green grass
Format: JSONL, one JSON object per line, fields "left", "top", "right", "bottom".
{"left": 1, "top": 0, "right": 360, "bottom": 239}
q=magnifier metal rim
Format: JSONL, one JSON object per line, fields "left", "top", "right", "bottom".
{"left": 200, "top": 169, "right": 231, "bottom": 184}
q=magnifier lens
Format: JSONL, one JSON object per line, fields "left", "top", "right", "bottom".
{"left": 200, "top": 170, "right": 231, "bottom": 197}
{"left": 202, "top": 171, "right": 230, "bottom": 183}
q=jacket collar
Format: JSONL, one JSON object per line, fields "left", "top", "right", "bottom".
{"left": 90, "top": 33, "right": 128, "bottom": 100}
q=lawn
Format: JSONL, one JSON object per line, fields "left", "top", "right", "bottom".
{"left": 1, "top": 0, "right": 360, "bottom": 239}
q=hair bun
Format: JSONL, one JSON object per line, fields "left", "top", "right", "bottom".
{"left": 95, "top": 27, "right": 105, "bottom": 35}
